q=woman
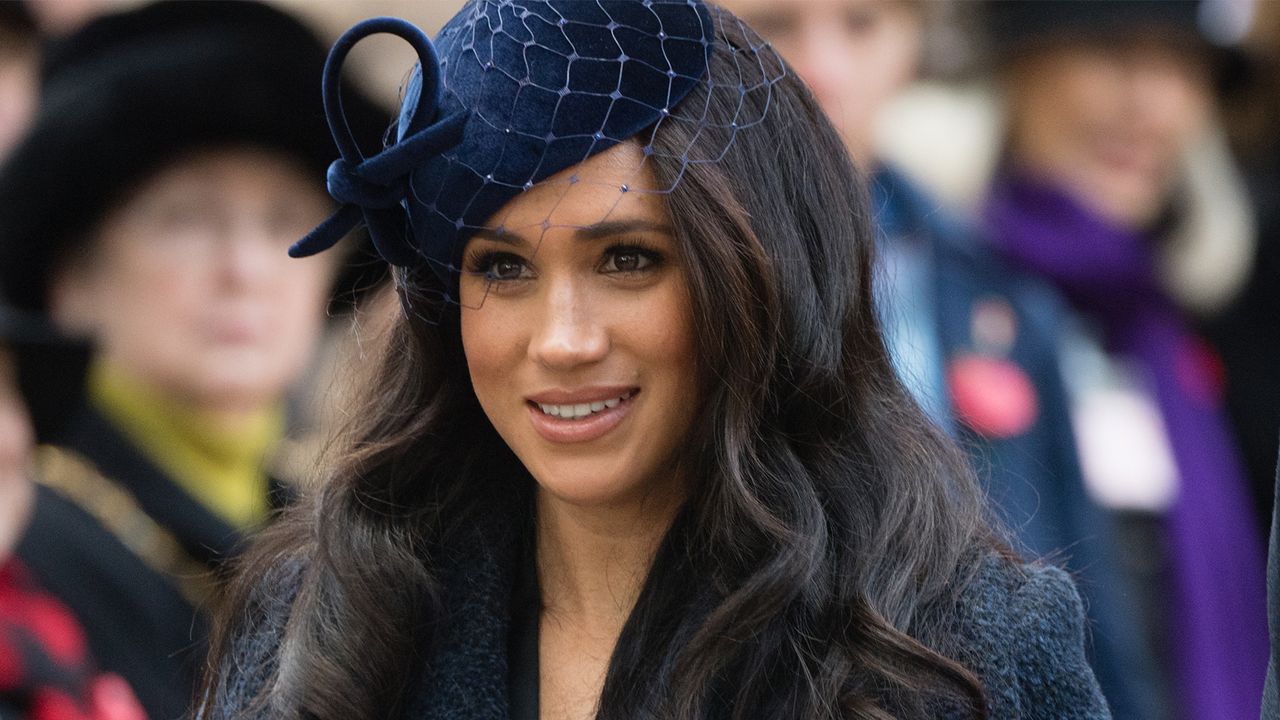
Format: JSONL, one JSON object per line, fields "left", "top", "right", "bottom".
{"left": 0, "top": 2, "right": 386, "bottom": 717}
{"left": 202, "top": 2, "right": 1108, "bottom": 718}
{"left": 980, "top": 3, "right": 1267, "bottom": 719}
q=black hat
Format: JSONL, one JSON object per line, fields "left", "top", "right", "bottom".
{"left": 0, "top": 298, "right": 89, "bottom": 443}
{"left": 981, "top": 0, "right": 1251, "bottom": 92}
{"left": 0, "top": 0, "right": 391, "bottom": 313}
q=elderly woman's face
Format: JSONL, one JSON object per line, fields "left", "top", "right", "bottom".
{"left": 51, "top": 149, "right": 335, "bottom": 416}
{"left": 460, "top": 142, "right": 699, "bottom": 510}
{"left": 1005, "top": 34, "right": 1213, "bottom": 229}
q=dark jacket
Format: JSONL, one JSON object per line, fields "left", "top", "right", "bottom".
{"left": 872, "top": 167, "right": 1161, "bottom": 719}
{"left": 17, "top": 406, "right": 270, "bottom": 720}
{"left": 1264, "top": 447, "right": 1280, "bottom": 720}
{"left": 203, "top": 528, "right": 1110, "bottom": 719}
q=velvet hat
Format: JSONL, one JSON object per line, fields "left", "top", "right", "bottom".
{"left": 0, "top": 0, "right": 391, "bottom": 313}
{"left": 291, "top": 0, "right": 784, "bottom": 292}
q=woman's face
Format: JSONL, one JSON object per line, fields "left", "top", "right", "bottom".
{"left": 1005, "top": 35, "right": 1213, "bottom": 229}
{"left": 460, "top": 142, "right": 699, "bottom": 510}
{"left": 50, "top": 148, "right": 336, "bottom": 418}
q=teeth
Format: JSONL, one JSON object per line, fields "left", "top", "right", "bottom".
{"left": 537, "top": 392, "right": 632, "bottom": 419}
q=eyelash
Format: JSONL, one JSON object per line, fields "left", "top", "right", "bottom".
{"left": 464, "top": 242, "right": 666, "bottom": 283}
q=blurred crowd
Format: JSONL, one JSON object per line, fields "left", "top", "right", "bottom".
{"left": 0, "top": 1, "right": 1276, "bottom": 719}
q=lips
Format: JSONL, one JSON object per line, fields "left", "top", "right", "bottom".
{"left": 525, "top": 387, "right": 638, "bottom": 443}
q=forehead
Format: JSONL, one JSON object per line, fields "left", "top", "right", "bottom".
{"left": 480, "top": 140, "right": 667, "bottom": 236}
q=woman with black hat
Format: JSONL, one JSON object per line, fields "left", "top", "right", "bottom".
{"left": 979, "top": 2, "right": 1267, "bottom": 719}
{"left": 199, "top": 2, "right": 1109, "bottom": 718}
{"left": 0, "top": 2, "right": 387, "bottom": 718}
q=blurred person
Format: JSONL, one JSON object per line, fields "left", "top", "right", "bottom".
{"left": 0, "top": 1, "right": 39, "bottom": 163}
{"left": 0, "top": 2, "right": 387, "bottom": 717}
{"left": 981, "top": 2, "right": 1268, "bottom": 718}
{"left": 722, "top": 0, "right": 1159, "bottom": 716}
{"left": 0, "top": 297, "right": 147, "bottom": 720}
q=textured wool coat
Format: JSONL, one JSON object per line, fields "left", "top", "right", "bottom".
{"left": 203, "top": 506, "right": 1111, "bottom": 720}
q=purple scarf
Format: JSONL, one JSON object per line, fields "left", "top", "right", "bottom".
{"left": 985, "top": 170, "right": 1268, "bottom": 720}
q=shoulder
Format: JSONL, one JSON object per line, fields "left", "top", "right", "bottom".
{"left": 951, "top": 553, "right": 1112, "bottom": 719}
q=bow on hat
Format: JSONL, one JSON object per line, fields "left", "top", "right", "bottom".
{"left": 289, "top": 17, "right": 467, "bottom": 267}
{"left": 293, "top": 1, "right": 719, "bottom": 281}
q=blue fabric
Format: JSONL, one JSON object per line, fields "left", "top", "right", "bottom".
{"left": 293, "top": 0, "right": 714, "bottom": 285}
{"left": 871, "top": 176, "right": 952, "bottom": 431}
{"left": 870, "top": 167, "right": 1163, "bottom": 720}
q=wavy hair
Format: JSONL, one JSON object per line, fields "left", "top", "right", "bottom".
{"left": 201, "top": 11, "right": 999, "bottom": 720}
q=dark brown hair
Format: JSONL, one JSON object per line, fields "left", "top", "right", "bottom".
{"left": 200, "top": 12, "right": 998, "bottom": 720}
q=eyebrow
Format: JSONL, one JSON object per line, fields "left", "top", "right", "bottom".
{"left": 469, "top": 219, "right": 674, "bottom": 248}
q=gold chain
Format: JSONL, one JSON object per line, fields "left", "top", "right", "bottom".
{"left": 33, "top": 444, "right": 218, "bottom": 609}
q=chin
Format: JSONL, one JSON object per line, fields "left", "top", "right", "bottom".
{"left": 525, "top": 458, "right": 647, "bottom": 509}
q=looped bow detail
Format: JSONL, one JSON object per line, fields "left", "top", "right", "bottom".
{"left": 290, "top": 17, "right": 468, "bottom": 267}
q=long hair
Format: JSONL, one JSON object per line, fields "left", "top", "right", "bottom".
{"left": 201, "top": 13, "right": 999, "bottom": 720}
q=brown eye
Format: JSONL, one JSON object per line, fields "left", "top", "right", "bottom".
{"left": 492, "top": 259, "right": 524, "bottom": 279}
{"left": 465, "top": 250, "right": 532, "bottom": 282}
{"left": 601, "top": 247, "right": 658, "bottom": 274}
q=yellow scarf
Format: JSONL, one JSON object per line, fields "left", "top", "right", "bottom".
{"left": 88, "top": 359, "right": 283, "bottom": 530}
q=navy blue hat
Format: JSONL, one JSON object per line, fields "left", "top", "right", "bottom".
{"left": 293, "top": 0, "right": 779, "bottom": 290}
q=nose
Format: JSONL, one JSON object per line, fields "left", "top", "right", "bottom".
{"left": 527, "top": 277, "right": 609, "bottom": 371}
{"left": 217, "top": 218, "right": 280, "bottom": 289}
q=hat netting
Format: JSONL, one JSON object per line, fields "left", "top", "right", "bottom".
{"left": 294, "top": 0, "right": 785, "bottom": 319}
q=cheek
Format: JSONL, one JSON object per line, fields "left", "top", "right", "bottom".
{"left": 634, "top": 284, "right": 700, "bottom": 425}
{"left": 83, "top": 250, "right": 206, "bottom": 346}
{"left": 460, "top": 304, "right": 525, "bottom": 415}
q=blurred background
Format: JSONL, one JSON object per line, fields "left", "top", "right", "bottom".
{"left": 0, "top": 1, "right": 1276, "bottom": 719}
